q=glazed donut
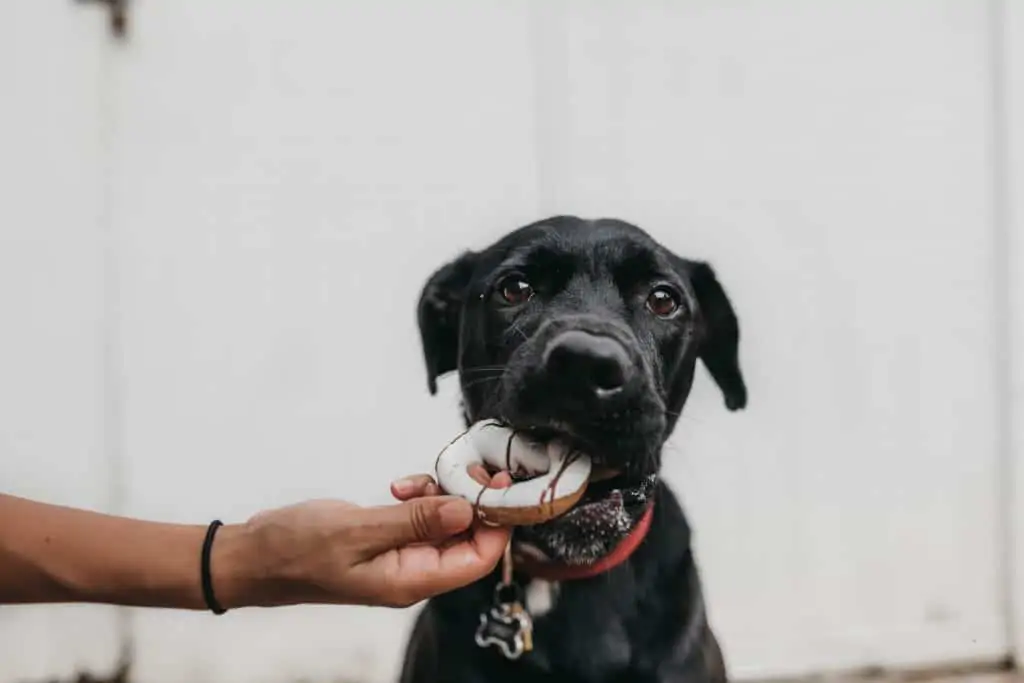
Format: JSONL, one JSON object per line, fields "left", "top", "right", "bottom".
{"left": 434, "top": 420, "right": 592, "bottom": 526}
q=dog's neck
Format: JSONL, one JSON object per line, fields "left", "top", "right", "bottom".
{"left": 511, "top": 502, "right": 655, "bottom": 581}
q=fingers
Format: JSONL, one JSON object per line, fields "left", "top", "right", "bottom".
{"left": 467, "top": 464, "right": 490, "bottom": 485}
{"left": 397, "top": 470, "right": 514, "bottom": 595}
{"left": 368, "top": 522, "right": 512, "bottom": 605}
{"left": 489, "top": 470, "right": 513, "bottom": 488}
{"left": 428, "top": 525, "right": 511, "bottom": 593}
{"left": 357, "top": 468, "right": 518, "bottom": 605}
{"left": 391, "top": 467, "right": 513, "bottom": 502}
{"left": 376, "top": 467, "right": 514, "bottom": 556}
{"left": 390, "top": 474, "right": 440, "bottom": 501}
{"left": 352, "top": 496, "right": 476, "bottom": 559}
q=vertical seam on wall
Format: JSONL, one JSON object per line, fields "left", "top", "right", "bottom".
{"left": 529, "top": 0, "right": 567, "bottom": 216}
{"left": 999, "top": 0, "right": 1023, "bottom": 663}
{"left": 97, "top": 26, "right": 134, "bottom": 671}
{"left": 988, "top": 0, "right": 1018, "bottom": 660}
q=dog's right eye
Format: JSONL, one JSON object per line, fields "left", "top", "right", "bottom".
{"left": 497, "top": 276, "right": 534, "bottom": 306}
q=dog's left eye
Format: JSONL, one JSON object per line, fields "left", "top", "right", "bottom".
{"left": 646, "top": 286, "right": 682, "bottom": 318}
{"left": 497, "top": 276, "right": 534, "bottom": 305}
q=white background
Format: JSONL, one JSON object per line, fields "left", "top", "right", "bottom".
{"left": 1, "top": 2, "right": 1021, "bottom": 682}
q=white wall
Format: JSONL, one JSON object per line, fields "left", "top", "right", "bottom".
{"left": 0, "top": 3, "right": 123, "bottom": 681}
{"left": 533, "top": 4, "right": 1006, "bottom": 675}
{"left": 106, "top": 5, "right": 542, "bottom": 682}
{"left": 1, "top": 1, "right": 1020, "bottom": 682}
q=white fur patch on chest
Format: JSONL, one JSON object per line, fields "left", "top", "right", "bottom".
{"left": 524, "top": 578, "right": 560, "bottom": 617}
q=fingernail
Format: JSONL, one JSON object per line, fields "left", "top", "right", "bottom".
{"left": 438, "top": 499, "right": 472, "bottom": 533}
{"left": 391, "top": 478, "right": 412, "bottom": 490}
{"left": 490, "top": 471, "right": 513, "bottom": 488}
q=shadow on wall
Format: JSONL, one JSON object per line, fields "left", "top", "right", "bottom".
{"left": 17, "top": 662, "right": 128, "bottom": 683}
{"left": 16, "top": 653, "right": 1017, "bottom": 683}
{"left": 14, "top": 657, "right": 372, "bottom": 683}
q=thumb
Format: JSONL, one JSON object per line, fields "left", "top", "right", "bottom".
{"left": 352, "top": 496, "right": 475, "bottom": 558}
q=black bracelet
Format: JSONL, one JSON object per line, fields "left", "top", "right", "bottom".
{"left": 200, "top": 520, "right": 227, "bottom": 615}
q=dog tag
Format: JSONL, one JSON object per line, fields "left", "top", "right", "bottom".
{"left": 474, "top": 541, "right": 534, "bottom": 660}
{"left": 475, "top": 601, "right": 532, "bottom": 660}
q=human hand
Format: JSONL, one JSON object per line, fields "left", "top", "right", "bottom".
{"left": 213, "top": 468, "right": 511, "bottom": 609}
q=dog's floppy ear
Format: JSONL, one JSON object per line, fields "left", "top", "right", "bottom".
{"left": 690, "top": 261, "right": 747, "bottom": 411}
{"left": 416, "top": 251, "right": 478, "bottom": 395}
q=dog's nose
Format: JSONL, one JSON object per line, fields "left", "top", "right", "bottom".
{"left": 542, "top": 330, "right": 632, "bottom": 396}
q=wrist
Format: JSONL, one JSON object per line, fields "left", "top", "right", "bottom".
{"left": 207, "top": 522, "right": 267, "bottom": 610}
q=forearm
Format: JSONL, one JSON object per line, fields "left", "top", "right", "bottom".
{"left": 0, "top": 494, "right": 263, "bottom": 609}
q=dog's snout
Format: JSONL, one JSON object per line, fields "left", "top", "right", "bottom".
{"left": 542, "top": 330, "right": 632, "bottom": 396}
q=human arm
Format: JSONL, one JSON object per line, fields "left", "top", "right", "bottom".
{"left": 0, "top": 472, "right": 509, "bottom": 610}
{"left": 0, "top": 493, "right": 223, "bottom": 608}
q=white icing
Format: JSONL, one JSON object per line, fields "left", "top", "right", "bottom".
{"left": 434, "top": 420, "right": 592, "bottom": 509}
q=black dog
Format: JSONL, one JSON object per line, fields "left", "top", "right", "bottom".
{"left": 401, "top": 216, "right": 746, "bottom": 683}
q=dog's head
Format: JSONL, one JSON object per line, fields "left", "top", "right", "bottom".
{"left": 417, "top": 216, "right": 746, "bottom": 564}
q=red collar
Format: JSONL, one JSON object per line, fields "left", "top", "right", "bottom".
{"left": 512, "top": 503, "right": 655, "bottom": 581}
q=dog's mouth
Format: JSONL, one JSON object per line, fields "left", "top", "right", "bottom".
{"left": 513, "top": 469, "right": 657, "bottom": 566}
{"left": 504, "top": 421, "right": 658, "bottom": 566}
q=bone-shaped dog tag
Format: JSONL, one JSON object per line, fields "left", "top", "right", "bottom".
{"left": 474, "top": 603, "right": 532, "bottom": 660}
{"left": 474, "top": 538, "right": 534, "bottom": 660}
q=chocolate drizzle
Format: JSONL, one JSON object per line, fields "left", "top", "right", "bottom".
{"left": 539, "top": 447, "right": 582, "bottom": 514}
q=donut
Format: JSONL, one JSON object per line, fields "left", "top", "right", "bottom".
{"left": 434, "top": 420, "right": 592, "bottom": 526}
